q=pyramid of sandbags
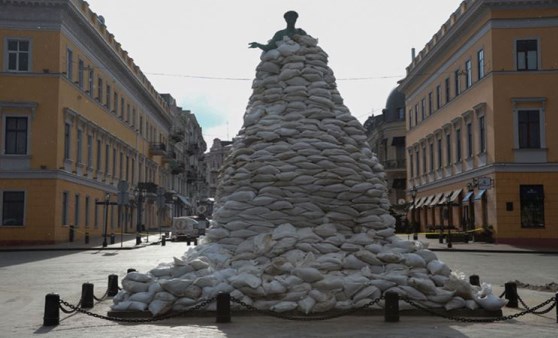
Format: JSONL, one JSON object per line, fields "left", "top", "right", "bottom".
{"left": 111, "top": 34, "right": 506, "bottom": 316}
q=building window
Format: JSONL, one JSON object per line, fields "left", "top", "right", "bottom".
{"left": 477, "top": 49, "right": 485, "bottom": 79}
{"left": 479, "top": 116, "right": 486, "bottom": 153}
{"left": 465, "top": 60, "right": 472, "bottom": 89}
{"left": 105, "top": 144, "right": 109, "bottom": 174}
{"left": 96, "top": 139, "right": 101, "bottom": 171}
{"left": 87, "top": 134, "right": 93, "bottom": 168}
{"left": 62, "top": 191, "right": 69, "bottom": 225}
{"left": 429, "top": 143, "right": 434, "bottom": 172}
{"left": 94, "top": 198, "right": 99, "bottom": 228}
{"left": 74, "top": 194, "right": 80, "bottom": 227}
{"left": 414, "top": 104, "right": 418, "bottom": 125}
{"left": 415, "top": 150, "right": 419, "bottom": 177}
{"left": 78, "top": 59, "right": 84, "bottom": 89}
{"left": 131, "top": 158, "right": 135, "bottom": 184}
{"left": 121, "top": 98, "right": 125, "bottom": 118}
{"left": 97, "top": 78, "right": 103, "bottom": 101}
{"left": 421, "top": 99, "right": 426, "bottom": 120}
{"left": 437, "top": 138, "right": 442, "bottom": 169}
{"left": 454, "top": 70, "right": 460, "bottom": 96}
{"left": 113, "top": 92, "right": 119, "bottom": 114}
{"left": 516, "top": 39, "right": 538, "bottom": 71}
{"left": 4, "top": 117, "right": 28, "bottom": 155}
{"left": 76, "top": 129, "right": 83, "bottom": 164}
{"left": 409, "top": 153, "right": 414, "bottom": 177}
{"left": 397, "top": 108, "right": 404, "bottom": 121}
{"left": 6, "top": 39, "right": 31, "bottom": 72}
{"left": 421, "top": 146, "right": 426, "bottom": 174}
{"left": 88, "top": 69, "right": 94, "bottom": 96}
{"left": 446, "top": 133, "right": 451, "bottom": 166}
{"left": 126, "top": 155, "right": 130, "bottom": 181}
{"left": 2, "top": 191, "right": 24, "bottom": 226}
{"left": 119, "top": 152, "right": 123, "bottom": 179}
{"left": 518, "top": 110, "right": 540, "bottom": 148}
{"left": 428, "top": 92, "right": 433, "bottom": 115}
{"left": 456, "top": 128, "right": 462, "bottom": 162}
{"left": 139, "top": 115, "right": 143, "bottom": 134}
{"left": 126, "top": 104, "right": 131, "bottom": 123}
{"left": 436, "top": 85, "right": 441, "bottom": 110}
{"left": 408, "top": 110, "right": 413, "bottom": 129}
{"left": 520, "top": 185, "right": 544, "bottom": 228}
{"left": 66, "top": 48, "right": 73, "bottom": 81}
{"left": 445, "top": 78, "right": 450, "bottom": 104}
{"left": 467, "top": 122, "right": 473, "bottom": 158}
{"left": 112, "top": 147, "right": 117, "bottom": 177}
{"left": 106, "top": 84, "right": 111, "bottom": 110}
{"left": 64, "top": 122, "right": 71, "bottom": 160}
{"left": 85, "top": 196, "right": 90, "bottom": 227}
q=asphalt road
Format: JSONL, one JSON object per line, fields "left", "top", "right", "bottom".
{"left": 1, "top": 239, "right": 556, "bottom": 337}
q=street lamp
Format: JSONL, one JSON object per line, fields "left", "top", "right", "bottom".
{"left": 172, "top": 195, "right": 178, "bottom": 217}
{"left": 102, "top": 193, "right": 111, "bottom": 248}
{"left": 446, "top": 195, "right": 453, "bottom": 248}
{"left": 134, "top": 187, "right": 146, "bottom": 245}
{"left": 410, "top": 185, "right": 418, "bottom": 240}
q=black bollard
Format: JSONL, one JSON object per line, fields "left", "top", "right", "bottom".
{"left": 84, "top": 232, "right": 89, "bottom": 244}
{"left": 384, "top": 291, "right": 399, "bottom": 322}
{"left": 81, "top": 283, "right": 94, "bottom": 308}
{"left": 216, "top": 292, "right": 231, "bottom": 323}
{"left": 43, "top": 293, "right": 60, "bottom": 326}
{"left": 504, "top": 282, "right": 518, "bottom": 308}
{"left": 469, "top": 275, "right": 480, "bottom": 286}
{"left": 127, "top": 268, "right": 136, "bottom": 274}
{"left": 69, "top": 225, "right": 74, "bottom": 242}
{"left": 107, "top": 274, "right": 119, "bottom": 297}
{"left": 110, "top": 233, "right": 115, "bottom": 245}
{"left": 161, "top": 235, "right": 166, "bottom": 246}
{"left": 555, "top": 292, "right": 557, "bottom": 323}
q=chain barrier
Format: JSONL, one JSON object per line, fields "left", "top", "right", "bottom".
{"left": 58, "top": 297, "right": 215, "bottom": 323}
{"left": 59, "top": 299, "right": 81, "bottom": 314}
{"left": 517, "top": 294, "right": 557, "bottom": 315}
{"left": 93, "top": 290, "right": 108, "bottom": 302}
{"left": 402, "top": 296, "right": 556, "bottom": 323}
{"left": 230, "top": 296, "right": 383, "bottom": 321}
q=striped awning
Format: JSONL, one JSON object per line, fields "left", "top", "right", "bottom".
{"left": 429, "top": 193, "right": 444, "bottom": 206}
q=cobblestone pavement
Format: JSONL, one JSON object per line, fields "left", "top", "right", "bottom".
{"left": 1, "top": 234, "right": 556, "bottom": 337}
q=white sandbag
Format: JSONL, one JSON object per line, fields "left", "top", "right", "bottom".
{"left": 124, "top": 271, "right": 153, "bottom": 283}
{"left": 159, "top": 279, "right": 194, "bottom": 297}
{"left": 427, "top": 260, "right": 451, "bottom": 276}
{"left": 415, "top": 249, "right": 438, "bottom": 263}
{"left": 427, "top": 289, "right": 455, "bottom": 303}
{"left": 148, "top": 299, "right": 173, "bottom": 316}
{"left": 404, "top": 253, "right": 427, "bottom": 268}
{"left": 202, "top": 282, "right": 235, "bottom": 299}
{"left": 270, "top": 301, "right": 298, "bottom": 312}
{"left": 408, "top": 277, "right": 438, "bottom": 295}
{"left": 292, "top": 267, "right": 324, "bottom": 283}
{"left": 445, "top": 296, "right": 466, "bottom": 311}
{"left": 121, "top": 279, "right": 150, "bottom": 293}
{"left": 272, "top": 223, "right": 298, "bottom": 240}
{"left": 342, "top": 255, "right": 368, "bottom": 270}
{"left": 354, "top": 250, "right": 383, "bottom": 265}
{"left": 111, "top": 301, "right": 147, "bottom": 311}
{"left": 353, "top": 285, "right": 380, "bottom": 302}
{"left": 298, "top": 296, "right": 316, "bottom": 314}
{"left": 154, "top": 291, "right": 177, "bottom": 302}
{"left": 128, "top": 291, "right": 154, "bottom": 303}
{"left": 443, "top": 272, "right": 475, "bottom": 299}
{"left": 313, "top": 297, "right": 336, "bottom": 312}
{"left": 229, "top": 273, "right": 262, "bottom": 289}
{"left": 474, "top": 283, "right": 508, "bottom": 311}
{"left": 377, "top": 252, "right": 404, "bottom": 263}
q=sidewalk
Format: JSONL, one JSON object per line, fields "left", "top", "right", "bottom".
{"left": 398, "top": 233, "right": 558, "bottom": 254}
{"left": 0, "top": 232, "right": 163, "bottom": 251}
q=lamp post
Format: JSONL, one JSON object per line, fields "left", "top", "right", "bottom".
{"left": 467, "top": 182, "right": 475, "bottom": 235}
{"left": 446, "top": 195, "right": 453, "bottom": 248}
{"left": 410, "top": 185, "right": 418, "bottom": 240}
{"left": 134, "top": 187, "right": 145, "bottom": 245}
{"left": 102, "top": 193, "right": 110, "bottom": 248}
{"left": 172, "top": 195, "right": 178, "bottom": 217}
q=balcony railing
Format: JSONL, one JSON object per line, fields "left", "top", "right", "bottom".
{"left": 149, "top": 143, "right": 167, "bottom": 156}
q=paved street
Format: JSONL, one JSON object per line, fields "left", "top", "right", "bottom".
{"left": 0, "top": 235, "right": 557, "bottom": 337}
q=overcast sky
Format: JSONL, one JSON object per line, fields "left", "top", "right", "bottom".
{"left": 87, "top": 0, "right": 463, "bottom": 146}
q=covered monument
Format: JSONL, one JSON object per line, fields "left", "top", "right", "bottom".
{"left": 112, "top": 11, "right": 506, "bottom": 316}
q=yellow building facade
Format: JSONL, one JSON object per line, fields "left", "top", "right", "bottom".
{"left": 0, "top": 0, "right": 182, "bottom": 244}
{"left": 399, "top": 0, "right": 558, "bottom": 247}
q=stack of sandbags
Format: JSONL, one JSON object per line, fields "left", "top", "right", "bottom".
{"left": 112, "top": 34, "right": 506, "bottom": 316}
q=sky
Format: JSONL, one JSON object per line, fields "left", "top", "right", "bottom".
{"left": 87, "top": 0, "right": 464, "bottom": 146}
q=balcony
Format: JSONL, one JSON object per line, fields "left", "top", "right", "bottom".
{"left": 170, "top": 160, "right": 186, "bottom": 175}
{"left": 383, "top": 159, "right": 406, "bottom": 170}
{"left": 149, "top": 143, "right": 167, "bottom": 156}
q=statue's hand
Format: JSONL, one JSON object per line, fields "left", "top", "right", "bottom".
{"left": 248, "top": 42, "right": 260, "bottom": 49}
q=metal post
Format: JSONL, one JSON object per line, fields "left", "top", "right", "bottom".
{"left": 384, "top": 291, "right": 399, "bottom": 322}
{"left": 555, "top": 292, "right": 557, "bottom": 323}
{"left": 69, "top": 225, "right": 74, "bottom": 242}
{"left": 102, "top": 194, "right": 109, "bottom": 248}
{"left": 110, "top": 233, "right": 115, "bottom": 245}
{"left": 107, "top": 274, "right": 119, "bottom": 297}
{"left": 84, "top": 231, "right": 89, "bottom": 244}
{"left": 136, "top": 192, "right": 142, "bottom": 245}
{"left": 216, "top": 292, "right": 231, "bottom": 323}
{"left": 161, "top": 235, "right": 166, "bottom": 246}
{"left": 43, "top": 293, "right": 60, "bottom": 326}
{"left": 504, "top": 282, "right": 518, "bottom": 308}
{"left": 81, "top": 283, "right": 94, "bottom": 309}
{"left": 411, "top": 186, "right": 418, "bottom": 241}
{"left": 469, "top": 275, "right": 480, "bottom": 286}
{"left": 127, "top": 268, "right": 136, "bottom": 274}
{"left": 447, "top": 200, "right": 453, "bottom": 248}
